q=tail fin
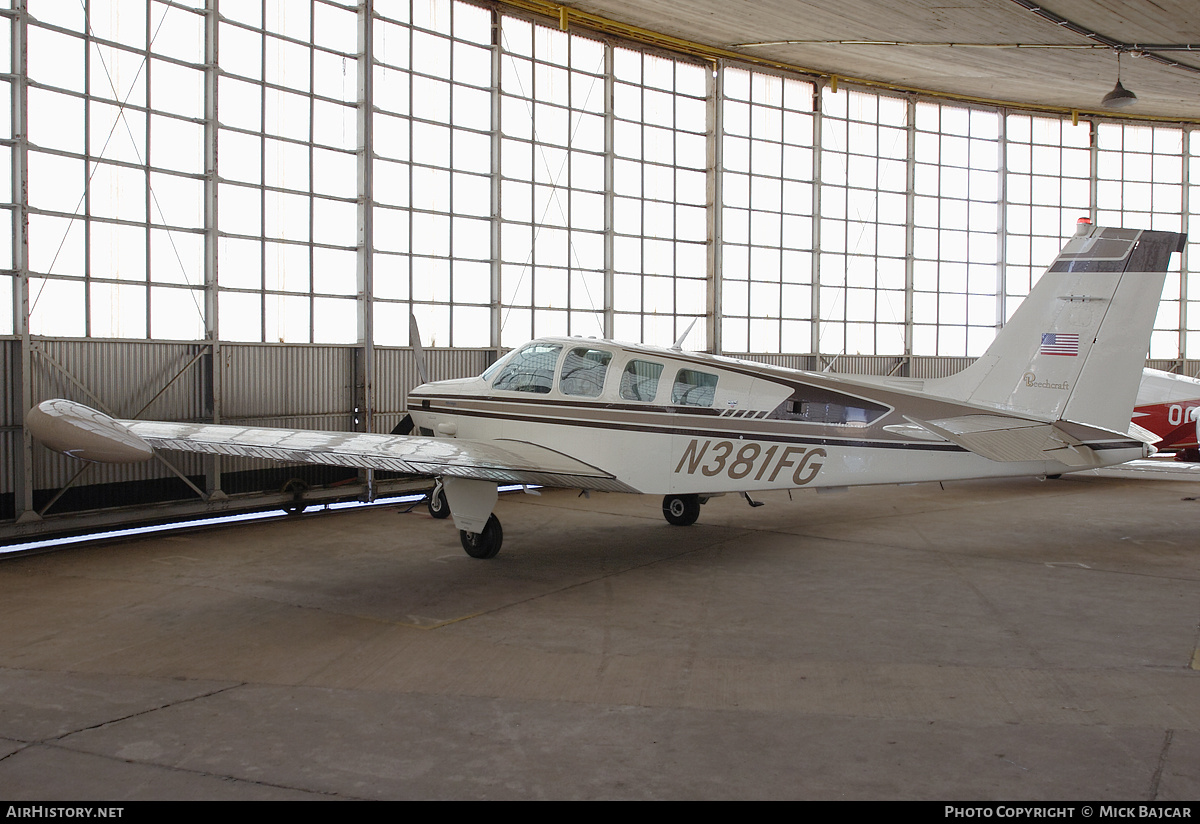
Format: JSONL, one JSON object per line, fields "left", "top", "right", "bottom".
{"left": 930, "top": 223, "right": 1185, "bottom": 433}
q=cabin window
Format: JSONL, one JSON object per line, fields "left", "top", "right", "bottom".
{"left": 491, "top": 343, "right": 562, "bottom": 394}
{"left": 620, "top": 360, "right": 664, "bottom": 402}
{"left": 769, "top": 386, "right": 889, "bottom": 426}
{"left": 672, "top": 368, "right": 718, "bottom": 407}
{"left": 559, "top": 347, "right": 612, "bottom": 397}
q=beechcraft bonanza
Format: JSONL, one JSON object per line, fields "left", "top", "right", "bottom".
{"left": 26, "top": 223, "right": 1186, "bottom": 558}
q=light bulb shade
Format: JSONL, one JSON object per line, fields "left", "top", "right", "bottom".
{"left": 1102, "top": 79, "right": 1137, "bottom": 109}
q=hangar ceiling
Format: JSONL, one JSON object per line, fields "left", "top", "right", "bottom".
{"left": 529, "top": 0, "right": 1200, "bottom": 121}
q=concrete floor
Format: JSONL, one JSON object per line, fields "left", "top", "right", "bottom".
{"left": 0, "top": 472, "right": 1198, "bottom": 800}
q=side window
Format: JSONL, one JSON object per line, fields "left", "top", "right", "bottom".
{"left": 559, "top": 347, "right": 613, "bottom": 397}
{"left": 620, "top": 360, "right": 664, "bottom": 402}
{"left": 491, "top": 343, "right": 562, "bottom": 394}
{"left": 672, "top": 368, "right": 718, "bottom": 407}
{"left": 769, "top": 386, "right": 889, "bottom": 426}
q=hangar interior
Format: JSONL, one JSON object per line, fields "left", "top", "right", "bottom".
{"left": 2, "top": 0, "right": 1200, "bottom": 802}
{"left": 2, "top": 0, "right": 1200, "bottom": 536}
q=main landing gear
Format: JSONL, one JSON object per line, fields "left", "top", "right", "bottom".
{"left": 661, "top": 491, "right": 760, "bottom": 526}
{"left": 431, "top": 477, "right": 504, "bottom": 559}
{"left": 427, "top": 482, "right": 451, "bottom": 519}
{"left": 460, "top": 514, "right": 503, "bottom": 559}
{"left": 662, "top": 493, "right": 701, "bottom": 526}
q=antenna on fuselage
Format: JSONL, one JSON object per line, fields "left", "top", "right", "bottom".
{"left": 410, "top": 314, "right": 430, "bottom": 385}
{"left": 672, "top": 318, "right": 698, "bottom": 351}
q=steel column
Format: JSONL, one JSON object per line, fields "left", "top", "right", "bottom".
{"left": 490, "top": 7, "right": 503, "bottom": 349}
{"left": 203, "top": 0, "right": 224, "bottom": 499}
{"left": 903, "top": 96, "right": 916, "bottom": 360}
{"left": 810, "top": 81, "right": 824, "bottom": 355}
{"left": 706, "top": 60, "right": 722, "bottom": 354}
{"left": 13, "top": 0, "right": 34, "bottom": 522}
{"left": 357, "top": 1, "right": 376, "bottom": 499}
{"left": 602, "top": 40, "right": 615, "bottom": 339}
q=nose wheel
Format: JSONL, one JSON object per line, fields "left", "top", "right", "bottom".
{"left": 427, "top": 481, "right": 451, "bottom": 518}
{"left": 460, "top": 514, "right": 503, "bottom": 559}
{"left": 662, "top": 494, "right": 701, "bottom": 526}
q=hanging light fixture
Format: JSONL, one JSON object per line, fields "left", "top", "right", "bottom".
{"left": 1102, "top": 51, "right": 1138, "bottom": 109}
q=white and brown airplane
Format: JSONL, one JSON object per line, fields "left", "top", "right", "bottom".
{"left": 25, "top": 222, "right": 1186, "bottom": 558}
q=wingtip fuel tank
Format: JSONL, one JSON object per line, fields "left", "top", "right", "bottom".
{"left": 25, "top": 399, "right": 154, "bottom": 464}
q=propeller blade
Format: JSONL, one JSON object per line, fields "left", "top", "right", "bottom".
{"left": 410, "top": 314, "right": 430, "bottom": 385}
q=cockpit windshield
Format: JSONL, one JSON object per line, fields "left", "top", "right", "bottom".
{"left": 491, "top": 343, "right": 563, "bottom": 394}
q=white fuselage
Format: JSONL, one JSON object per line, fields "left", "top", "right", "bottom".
{"left": 408, "top": 338, "right": 1148, "bottom": 496}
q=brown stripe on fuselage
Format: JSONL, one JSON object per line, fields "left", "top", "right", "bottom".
{"left": 409, "top": 393, "right": 1141, "bottom": 454}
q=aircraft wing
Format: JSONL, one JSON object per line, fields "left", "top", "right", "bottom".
{"left": 25, "top": 399, "right": 639, "bottom": 493}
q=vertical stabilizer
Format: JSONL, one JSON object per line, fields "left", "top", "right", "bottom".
{"left": 929, "top": 224, "right": 1184, "bottom": 433}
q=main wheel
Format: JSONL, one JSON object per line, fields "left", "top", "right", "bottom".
{"left": 281, "top": 478, "right": 309, "bottom": 516}
{"left": 427, "top": 484, "right": 450, "bottom": 519}
{"left": 460, "top": 514, "right": 503, "bottom": 559}
{"left": 662, "top": 494, "right": 701, "bottom": 526}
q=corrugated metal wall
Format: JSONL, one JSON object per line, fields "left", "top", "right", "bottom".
{"left": 29, "top": 340, "right": 208, "bottom": 491}
{"left": 374, "top": 347, "right": 493, "bottom": 435}
{"left": 1, "top": 338, "right": 498, "bottom": 541}
{"left": 1, "top": 339, "right": 16, "bottom": 503}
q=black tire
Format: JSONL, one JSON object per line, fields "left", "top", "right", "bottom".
{"left": 427, "top": 485, "right": 450, "bottom": 519}
{"left": 460, "top": 515, "right": 503, "bottom": 559}
{"left": 662, "top": 493, "right": 701, "bottom": 526}
{"left": 281, "top": 478, "right": 309, "bottom": 516}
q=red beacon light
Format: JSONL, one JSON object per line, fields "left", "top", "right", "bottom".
{"left": 1075, "top": 216, "right": 1093, "bottom": 235}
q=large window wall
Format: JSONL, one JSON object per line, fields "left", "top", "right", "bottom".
{"left": 497, "top": 17, "right": 609, "bottom": 347}
{"left": 372, "top": 0, "right": 493, "bottom": 347}
{"left": 20, "top": 0, "right": 207, "bottom": 340}
{"left": 1003, "top": 113, "right": 1092, "bottom": 321}
{"left": 216, "top": 0, "right": 360, "bottom": 345}
{"left": 719, "top": 68, "right": 814, "bottom": 355}
{"left": 5, "top": 0, "right": 1200, "bottom": 362}
{"left": 818, "top": 88, "right": 908, "bottom": 357}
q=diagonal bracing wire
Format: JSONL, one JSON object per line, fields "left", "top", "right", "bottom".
{"left": 29, "top": 1, "right": 204, "bottom": 329}
{"left": 497, "top": 27, "right": 606, "bottom": 338}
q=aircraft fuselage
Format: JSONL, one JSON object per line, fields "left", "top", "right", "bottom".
{"left": 408, "top": 337, "right": 1148, "bottom": 497}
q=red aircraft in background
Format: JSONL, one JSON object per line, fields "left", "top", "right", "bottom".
{"left": 1134, "top": 368, "right": 1200, "bottom": 461}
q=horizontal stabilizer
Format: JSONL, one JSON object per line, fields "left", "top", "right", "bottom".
{"left": 1126, "top": 420, "right": 1161, "bottom": 446}
{"left": 906, "top": 414, "right": 1099, "bottom": 466}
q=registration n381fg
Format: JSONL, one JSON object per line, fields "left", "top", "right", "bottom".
{"left": 673, "top": 438, "right": 826, "bottom": 485}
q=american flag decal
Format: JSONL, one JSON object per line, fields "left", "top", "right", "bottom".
{"left": 1040, "top": 332, "right": 1079, "bottom": 356}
